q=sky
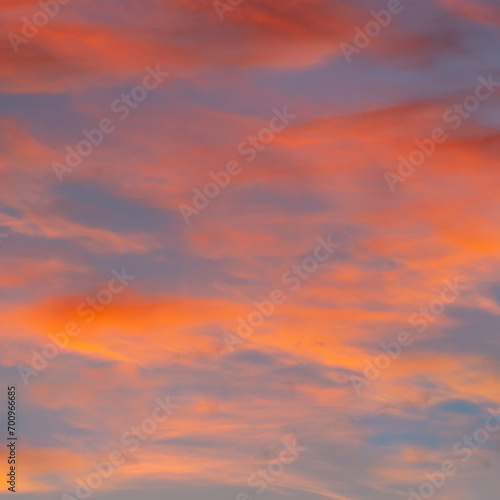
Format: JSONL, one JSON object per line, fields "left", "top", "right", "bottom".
{"left": 1, "top": 0, "right": 500, "bottom": 499}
